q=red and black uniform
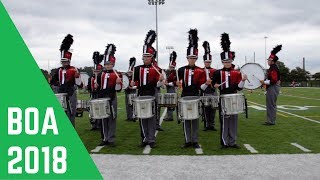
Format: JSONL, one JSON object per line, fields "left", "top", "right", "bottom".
{"left": 177, "top": 65, "right": 206, "bottom": 145}
{"left": 132, "top": 64, "right": 161, "bottom": 96}
{"left": 266, "top": 64, "right": 280, "bottom": 89}
{"left": 50, "top": 65, "right": 79, "bottom": 127}
{"left": 178, "top": 65, "right": 206, "bottom": 97}
{"left": 212, "top": 67, "right": 244, "bottom": 147}
{"left": 96, "top": 69, "right": 122, "bottom": 144}
{"left": 51, "top": 65, "right": 80, "bottom": 96}
{"left": 132, "top": 64, "right": 162, "bottom": 145}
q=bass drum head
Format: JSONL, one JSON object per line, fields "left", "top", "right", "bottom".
{"left": 122, "top": 74, "right": 129, "bottom": 89}
{"left": 241, "top": 63, "right": 265, "bottom": 89}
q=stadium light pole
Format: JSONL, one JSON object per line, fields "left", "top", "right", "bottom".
{"left": 166, "top": 46, "right": 174, "bottom": 56}
{"left": 148, "top": 0, "right": 165, "bottom": 63}
{"left": 264, "top": 36, "right": 268, "bottom": 69}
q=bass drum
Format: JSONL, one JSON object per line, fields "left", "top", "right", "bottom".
{"left": 122, "top": 74, "right": 129, "bottom": 90}
{"left": 240, "top": 63, "right": 265, "bottom": 89}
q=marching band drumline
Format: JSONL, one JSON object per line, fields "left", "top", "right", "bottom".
{"left": 52, "top": 30, "right": 282, "bottom": 149}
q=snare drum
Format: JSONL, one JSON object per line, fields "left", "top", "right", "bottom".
{"left": 200, "top": 96, "right": 219, "bottom": 109}
{"left": 178, "top": 96, "right": 201, "bottom": 120}
{"left": 133, "top": 96, "right": 155, "bottom": 119}
{"left": 88, "top": 98, "right": 111, "bottom": 119}
{"left": 220, "top": 93, "right": 245, "bottom": 115}
{"left": 128, "top": 93, "right": 137, "bottom": 105}
{"left": 55, "top": 93, "right": 68, "bottom": 111}
{"left": 158, "top": 93, "right": 177, "bottom": 107}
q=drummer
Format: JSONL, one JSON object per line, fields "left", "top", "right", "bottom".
{"left": 177, "top": 29, "right": 208, "bottom": 149}
{"left": 87, "top": 62, "right": 103, "bottom": 130}
{"left": 95, "top": 44, "right": 122, "bottom": 147}
{"left": 201, "top": 41, "right": 217, "bottom": 131}
{"left": 50, "top": 34, "right": 80, "bottom": 127}
{"left": 212, "top": 33, "right": 247, "bottom": 149}
{"left": 164, "top": 51, "right": 178, "bottom": 121}
{"left": 124, "top": 57, "right": 137, "bottom": 122}
{"left": 130, "top": 30, "right": 164, "bottom": 148}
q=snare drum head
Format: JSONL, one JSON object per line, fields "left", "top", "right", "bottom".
{"left": 240, "top": 63, "right": 265, "bottom": 89}
{"left": 122, "top": 74, "right": 129, "bottom": 89}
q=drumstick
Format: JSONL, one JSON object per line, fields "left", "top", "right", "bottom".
{"left": 219, "top": 81, "right": 228, "bottom": 87}
{"left": 240, "top": 70, "right": 250, "bottom": 83}
{"left": 113, "top": 69, "right": 120, "bottom": 79}
{"left": 151, "top": 63, "right": 162, "bottom": 76}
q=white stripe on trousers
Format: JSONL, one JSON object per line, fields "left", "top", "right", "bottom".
{"left": 140, "top": 119, "right": 146, "bottom": 142}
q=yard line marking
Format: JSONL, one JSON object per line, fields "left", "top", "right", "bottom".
{"left": 142, "top": 108, "right": 167, "bottom": 155}
{"left": 195, "top": 145, "right": 203, "bottom": 154}
{"left": 91, "top": 146, "right": 105, "bottom": 153}
{"left": 248, "top": 101, "right": 320, "bottom": 124}
{"left": 243, "top": 144, "right": 258, "bottom": 153}
{"left": 291, "top": 143, "right": 311, "bottom": 152}
{"left": 280, "top": 94, "right": 320, "bottom": 101}
{"left": 277, "top": 112, "right": 289, "bottom": 117}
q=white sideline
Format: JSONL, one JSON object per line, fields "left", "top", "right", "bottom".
{"left": 91, "top": 146, "right": 105, "bottom": 153}
{"left": 248, "top": 101, "right": 320, "bottom": 124}
{"left": 244, "top": 144, "right": 258, "bottom": 153}
{"left": 142, "top": 108, "right": 167, "bottom": 155}
{"left": 291, "top": 143, "right": 312, "bottom": 152}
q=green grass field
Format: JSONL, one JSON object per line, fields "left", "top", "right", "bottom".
{"left": 75, "top": 87, "right": 320, "bottom": 155}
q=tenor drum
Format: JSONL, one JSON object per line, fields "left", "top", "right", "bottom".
{"left": 201, "top": 96, "right": 219, "bottom": 108}
{"left": 220, "top": 93, "right": 245, "bottom": 115}
{"left": 88, "top": 98, "right": 111, "bottom": 119}
{"left": 76, "top": 100, "right": 88, "bottom": 111}
{"left": 178, "top": 96, "right": 201, "bottom": 120}
{"left": 128, "top": 93, "right": 137, "bottom": 105}
{"left": 55, "top": 93, "right": 68, "bottom": 111}
{"left": 133, "top": 96, "right": 155, "bottom": 119}
{"left": 158, "top": 93, "right": 177, "bottom": 107}
{"left": 240, "top": 63, "right": 266, "bottom": 89}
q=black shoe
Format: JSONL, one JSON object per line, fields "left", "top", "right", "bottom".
{"left": 156, "top": 127, "right": 164, "bottom": 131}
{"left": 125, "top": 118, "right": 131, "bottom": 121}
{"left": 193, "top": 143, "right": 200, "bottom": 149}
{"left": 230, "top": 144, "right": 241, "bottom": 149}
{"left": 210, "top": 127, "right": 217, "bottom": 131}
{"left": 98, "top": 141, "right": 108, "bottom": 146}
{"left": 203, "top": 127, "right": 210, "bottom": 131}
{"left": 166, "top": 118, "right": 174, "bottom": 121}
{"left": 138, "top": 142, "right": 147, "bottom": 148}
{"left": 132, "top": 118, "right": 136, "bottom": 122}
{"left": 263, "top": 122, "right": 274, "bottom": 126}
{"left": 220, "top": 145, "right": 228, "bottom": 149}
{"left": 149, "top": 142, "right": 156, "bottom": 148}
{"left": 181, "top": 142, "right": 192, "bottom": 148}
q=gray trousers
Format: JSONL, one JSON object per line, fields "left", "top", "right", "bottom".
{"left": 266, "top": 84, "right": 280, "bottom": 124}
{"left": 101, "top": 97, "right": 117, "bottom": 143}
{"left": 183, "top": 119, "right": 199, "bottom": 143}
{"left": 166, "top": 86, "right": 176, "bottom": 119}
{"left": 125, "top": 90, "right": 136, "bottom": 119}
{"left": 139, "top": 116, "right": 156, "bottom": 143}
{"left": 66, "top": 87, "right": 77, "bottom": 127}
{"left": 203, "top": 92, "right": 217, "bottom": 128}
{"left": 220, "top": 114, "right": 238, "bottom": 146}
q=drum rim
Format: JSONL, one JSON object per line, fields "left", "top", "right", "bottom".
{"left": 89, "top": 98, "right": 110, "bottom": 103}
{"left": 55, "top": 93, "right": 68, "bottom": 96}
{"left": 179, "top": 96, "right": 200, "bottom": 102}
{"left": 220, "top": 93, "right": 244, "bottom": 97}
{"left": 133, "top": 96, "right": 155, "bottom": 101}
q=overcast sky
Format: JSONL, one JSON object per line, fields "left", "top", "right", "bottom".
{"left": 2, "top": 0, "right": 320, "bottom": 74}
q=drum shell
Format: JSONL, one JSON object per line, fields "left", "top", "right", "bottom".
{"left": 220, "top": 93, "right": 245, "bottom": 115}
{"left": 178, "top": 96, "right": 200, "bottom": 120}
{"left": 76, "top": 100, "right": 88, "bottom": 110}
{"left": 200, "top": 96, "right": 219, "bottom": 108}
{"left": 55, "top": 93, "right": 68, "bottom": 111}
{"left": 128, "top": 94, "right": 137, "bottom": 105}
{"left": 158, "top": 93, "right": 177, "bottom": 107}
{"left": 88, "top": 98, "right": 111, "bottom": 119}
{"left": 133, "top": 96, "right": 155, "bottom": 119}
